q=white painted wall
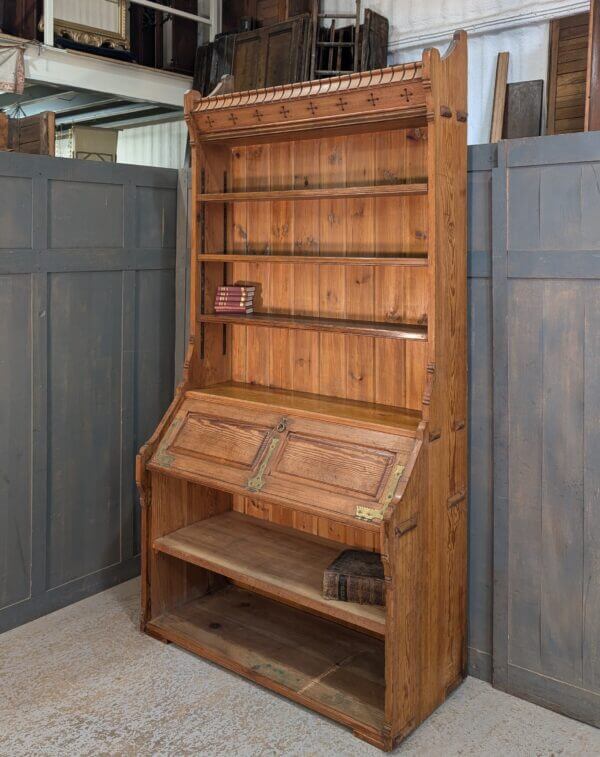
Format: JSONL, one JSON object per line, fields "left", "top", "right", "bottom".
{"left": 392, "top": 23, "right": 550, "bottom": 144}
{"left": 327, "top": 0, "right": 587, "bottom": 144}
{"left": 117, "top": 120, "right": 187, "bottom": 168}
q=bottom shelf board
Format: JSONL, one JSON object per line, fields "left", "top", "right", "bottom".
{"left": 153, "top": 511, "right": 386, "bottom": 636}
{"left": 147, "top": 585, "right": 385, "bottom": 735}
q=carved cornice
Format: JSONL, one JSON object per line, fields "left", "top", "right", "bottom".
{"left": 194, "top": 63, "right": 422, "bottom": 113}
{"left": 187, "top": 63, "right": 426, "bottom": 141}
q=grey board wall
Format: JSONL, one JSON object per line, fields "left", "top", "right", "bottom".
{"left": 467, "top": 144, "right": 496, "bottom": 683}
{"left": 493, "top": 132, "right": 600, "bottom": 725}
{"left": 0, "top": 152, "right": 177, "bottom": 633}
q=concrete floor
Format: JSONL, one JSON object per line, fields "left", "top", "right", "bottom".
{"left": 1, "top": 579, "right": 599, "bottom": 756}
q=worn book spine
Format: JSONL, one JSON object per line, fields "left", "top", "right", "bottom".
{"left": 214, "top": 307, "right": 254, "bottom": 313}
{"left": 322, "top": 572, "right": 386, "bottom": 606}
{"left": 217, "top": 287, "right": 254, "bottom": 297}
{"left": 215, "top": 297, "right": 254, "bottom": 305}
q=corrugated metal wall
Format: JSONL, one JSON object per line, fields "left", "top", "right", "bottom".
{"left": 117, "top": 120, "right": 187, "bottom": 169}
{"left": 392, "top": 23, "right": 550, "bottom": 144}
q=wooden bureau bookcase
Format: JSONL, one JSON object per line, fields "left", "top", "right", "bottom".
{"left": 137, "top": 31, "right": 467, "bottom": 751}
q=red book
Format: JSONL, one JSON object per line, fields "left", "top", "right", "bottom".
{"left": 214, "top": 294, "right": 254, "bottom": 302}
{"left": 214, "top": 307, "right": 254, "bottom": 314}
{"left": 216, "top": 286, "right": 256, "bottom": 295}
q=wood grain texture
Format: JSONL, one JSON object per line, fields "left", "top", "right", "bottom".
{"left": 586, "top": 2, "right": 600, "bottom": 130}
{"left": 198, "top": 183, "right": 428, "bottom": 202}
{"left": 548, "top": 14, "right": 588, "bottom": 134}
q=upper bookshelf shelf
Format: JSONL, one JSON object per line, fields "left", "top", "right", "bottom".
{"left": 184, "top": 62, "right": 427, "bottom": 145}
{"left": 197, "top": 254, "right": 428, "bottom": 266}
{"left": 197, "top": 183, "right": 427, "bottom": 203}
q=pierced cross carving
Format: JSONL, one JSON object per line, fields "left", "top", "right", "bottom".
{"left": 253, "top": 109, "right": 263, "bottom": 122}
{"left": 280, "top": 105, "right": 290, "bottom": 119}
{"left": 307, "top": 101, "right": 318, "bottom": 115}
{"left": 337, "top": 97, "right": 349, "bottom": 111}
{"left": 205, "top": 115, "right": 214, "bottom": 127}
{"left": 228, "top": 112, "right": 238, "bottom": 125}
{"left": 400, "top": 88, "right": 413, "bottom": 103}
{"left": 367, "top": 92, "right": 380, "bottom": 107}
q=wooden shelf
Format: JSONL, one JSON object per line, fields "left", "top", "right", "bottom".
{"left": 147, "top": 585, "right": 385, "bottom": 734}
{"left": 153, "top": 511, "right": 386, "bottom": 636}
{"left": 197, "top": 183, "right": 427, "bottom": 203}
{"left": 199, "top": 312, "right": 427, "bottom": 341}
{"left": 187, "top": 381, "right": 422, "bottom": 436}
{"left": 198, "top": 254, "right": 428, "bottom": 266}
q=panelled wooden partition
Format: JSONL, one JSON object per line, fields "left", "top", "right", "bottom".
{"left": 138, "top": 32, "right": 467, "bottom": 750}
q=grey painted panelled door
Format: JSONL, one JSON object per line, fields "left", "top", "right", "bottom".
{"left": 493, "top": 132, "right": 600, "bottom": 725}
{"left": 0, "top": 152, "right": 178, "bottom": 633}
{"left": 467, "top": 144, "right": 496, "bottom": 682}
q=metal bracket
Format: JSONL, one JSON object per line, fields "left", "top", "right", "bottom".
{"left": 355, "top": 463, "right": 406, "bottom": 522}
{"left": 355, "top": 504, "right": 385, "bottom": 522}
{"left": 246, "top": 417, "right": 288, "bottom": 492}
{"left": 382, "top": 463, "right": 406, "bottom": 506}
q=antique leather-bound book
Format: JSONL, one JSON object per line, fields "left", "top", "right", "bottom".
{"left": 323, "top": 550, "right": 386, "bottom": 606}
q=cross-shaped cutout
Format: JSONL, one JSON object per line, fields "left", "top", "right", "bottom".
{"left": 307, "top": 101, "right": 318, "bottom": 115}
{"left": 280, "top": 105, "right": 290, "bottom": 119}
{"left": 367, "top": 92, "right": 379, "bottom": 107}
{"left": 400, "top": 88, "right": 413, "bottom": 103}
{"left": 337, "top": 97, "right": 349, "bottom": 111}
{"left": 228, "top": 113, "right": 238, "bottom": 125}
{"left": 205, "top": 115, "right": 214, "bottom": 127}
{"left": 253, "top": 109, "right": 263, "bottom": 122}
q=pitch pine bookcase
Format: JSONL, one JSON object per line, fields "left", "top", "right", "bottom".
{"left": 137, "top": 31, "right": 467, "bottom": 751}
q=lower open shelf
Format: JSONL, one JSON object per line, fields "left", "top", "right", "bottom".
{"left": 147, "top": 585, "right": 385, "bottom": 736}
{"left": 153, "top": 511, "right": 386, "bottom": 636}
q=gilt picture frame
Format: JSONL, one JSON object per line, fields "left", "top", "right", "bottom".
{"left": 53, "top": 0, "right": 129, "bottom": 50}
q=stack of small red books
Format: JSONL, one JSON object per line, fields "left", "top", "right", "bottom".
{"left": 214, "top": 285, "right": 255, "bottom": 314}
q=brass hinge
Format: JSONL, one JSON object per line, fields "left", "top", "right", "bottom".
{"left": 382, "top": 463, "right": 406, "bottom": 506}
{"left": 355, "top": 504, "right": 385, "bottom": 523}
{"left": 246, "top": 417, "right": 288, "bottom": 493}
{"left": 355, "top": 463, "right": 405, "bottom": 522}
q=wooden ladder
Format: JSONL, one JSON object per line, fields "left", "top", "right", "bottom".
{"left": 310, "top": 0, "right": 361, "bottom": 79}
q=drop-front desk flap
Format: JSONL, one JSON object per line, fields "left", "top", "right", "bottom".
{"left": 148, "top": 393, "right": 419, "bottom": 524}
